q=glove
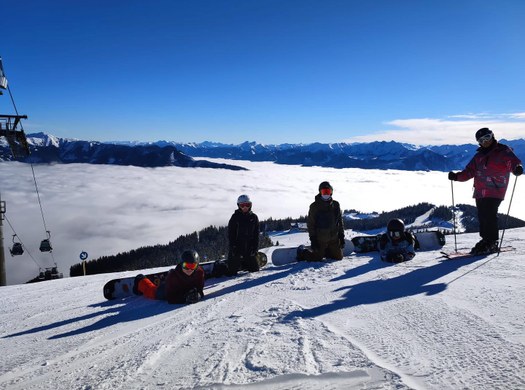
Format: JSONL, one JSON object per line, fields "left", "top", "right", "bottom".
{"left": 448, "top": 172, "right": 458, "bottom": 181}
{"left": 385, "top": 253, "right": 405, "bottom": 263}
{"left": 310, "top": 236, "right": 319, "bottom": 250}
{"left": 184, "top": 288, "right": 201, "bottom": 304}
{"left": 513, "top": 164, "right": 523, "bottom": 176}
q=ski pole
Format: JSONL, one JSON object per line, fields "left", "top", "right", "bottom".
{"left": 450, "top": 180, "right": 458, "bottom": 253}
{"left": 498, "top": 175, "right": 518, "bottom": 255}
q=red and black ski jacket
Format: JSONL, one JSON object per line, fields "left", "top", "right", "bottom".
{"left": 457, "top": 141, "right": 522, "bottom": 200}
{"left": 165, "top": 265, "right": 205, "bottom": 304}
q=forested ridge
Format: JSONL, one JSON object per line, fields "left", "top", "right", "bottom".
{"left": 69, "top": 203, "right": 525, "bottom": 277}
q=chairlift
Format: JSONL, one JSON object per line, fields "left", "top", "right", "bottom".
{"left": 39, "top": 230, "right": 53, "bottom": 252}
{"left": 10, "top": 234, "right": 24, "bottom": 256}
{"left": 50, "top": 264, "right": 63, "bottom": 279}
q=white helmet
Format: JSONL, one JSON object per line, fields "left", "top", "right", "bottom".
{"left": 237, "top": 194, "right": 251, "bottom": 204}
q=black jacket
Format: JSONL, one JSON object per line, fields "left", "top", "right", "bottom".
{"left": 228, "top": 209, "right": 259, "bottom": 256}
{"left": 307, "top": 194, "right": 344, "bottom": 244}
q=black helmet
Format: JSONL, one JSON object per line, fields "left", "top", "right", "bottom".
{"left": 387, "top": 218, "right": 405, "bottom": 232}
{"left": 475, "top": 128, "right": 493, "bottom": 142}
{"left": 181, "top": 250, "right": 200, "bottom": 264}
{"left": 318, "top": 181, "right": 333, "bottom": 192}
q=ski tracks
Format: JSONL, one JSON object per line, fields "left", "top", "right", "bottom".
{"left": 316, "top": 257, "right": 525, "bottom": 390}
{"left": 164, "top": 267, "right": 407, "bottom": 389}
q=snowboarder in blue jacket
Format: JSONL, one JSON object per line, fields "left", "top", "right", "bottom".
{"left": 379, "top": 219, "right": 416, "bottom": 263}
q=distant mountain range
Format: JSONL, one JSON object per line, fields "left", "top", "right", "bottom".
{"left": 0, "top": 133, "right": 246, "bottom": 171}
{"left": 1, "top": 132, "right": 524, "bottom": 171}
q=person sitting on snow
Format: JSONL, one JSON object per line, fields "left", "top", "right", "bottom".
{"left": 379, "top": 218, "right": 416, "bottom": 263}
{"left": 133, "top": 250, "right": 205, "bottom": 304}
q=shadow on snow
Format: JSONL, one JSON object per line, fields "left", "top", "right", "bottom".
{"left": 3, "top": 265, "right": 306, "bottom": 340}
{"left": 283, "top": 254, "right": 490, "bottom": 321}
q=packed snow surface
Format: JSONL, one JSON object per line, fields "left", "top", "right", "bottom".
{"left": 1, "top": 228, "right": 524, "bottom": 389}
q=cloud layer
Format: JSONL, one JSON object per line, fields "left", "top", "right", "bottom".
{"left": 346, "top": 113, "right": 525, "bottom": 145}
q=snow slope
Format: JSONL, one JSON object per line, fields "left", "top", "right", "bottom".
{"left": 1, "top": 228, "right": 524, "bottom": 389}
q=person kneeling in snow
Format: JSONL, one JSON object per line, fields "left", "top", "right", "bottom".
{"left": 297, "top": 181, "right": 345, "bottom": 262}
{"left": 379, "top": 219, "right": 416, "bottom": 263}
{"left": 226, "top": 194, "right": 260, "bottom": 276}
{"left": 134, "top": 250, "right": 205, "bottom": 304}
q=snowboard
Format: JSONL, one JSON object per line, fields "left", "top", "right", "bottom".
{"left": 414, "top": 231, "right": 446, "bottom": 251}
{"left": 103, "top": 252, "right": 267, "bottom": 300}
{"left": 351, "top": 235, "right": 381, "bottom": 253}
{"left": 440, "top": 246, "right": 514, "bottom": 260}
{"left": 270, "top": 239, "right": 354, "bottom": 266}
{"left": 352, "top": 231, "right": 446, "bottom": 253}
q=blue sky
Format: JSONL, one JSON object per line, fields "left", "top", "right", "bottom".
{"left": 1, "top": 0, "right": 524, "bottom": 145}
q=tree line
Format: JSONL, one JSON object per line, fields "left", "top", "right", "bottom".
{"left": 69, "top": 203, "right": 525, "bottom": 277}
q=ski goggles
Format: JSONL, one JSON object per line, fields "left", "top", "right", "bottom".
{"left": 238, "top": 202, "right": 251, "bottom": 208}
{"left": 389, "top": 231, "right": 403, "bottom": 239}
{"left": 320, "top": 188, "right": 332, "bottom": 196}
{"left": 182, "top": 262, "right": 198, "bottom": 271}
{"left": 477, "top": 133, "right": 493, "bottom": 144}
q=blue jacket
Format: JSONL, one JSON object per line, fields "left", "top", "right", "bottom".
{"left": 379, "top": 232, "right": 416, "bottom": 263}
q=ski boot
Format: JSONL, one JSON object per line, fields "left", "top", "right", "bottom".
{"left": 470, "top": 239, "right": 488, "bottom": 255}
{"left": 486, "top": 240, "right": 499, "bottom": 254}
{"left": 296, "top": 245, "right": 308, "bottom": 261}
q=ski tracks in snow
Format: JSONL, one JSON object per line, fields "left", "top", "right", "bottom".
{"left": 282, "top": 253, "right": 525, "bottom": 390}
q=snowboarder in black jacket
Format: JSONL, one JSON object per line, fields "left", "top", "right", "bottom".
{"left": 226, "top": 194, "right": 260, "bottom": 276}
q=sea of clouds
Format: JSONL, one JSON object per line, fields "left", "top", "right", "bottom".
{"left": 1, "top": 159, "right": 523, "bottom": 285}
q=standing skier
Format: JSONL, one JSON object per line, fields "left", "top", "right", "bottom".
{"left": 226, "top": 194, "right": 260, "bottom": 276}
{"left": 134, "top": 250, "right": 205, "bottom": 304}
{"left": 298, "top": 181, "right": 345, "bottom": 261}
{"left": 379, "top": 218, "right": 416, "bottom": 263}
{"left": 448, "top": 128, "right": 522, "bottom": 254}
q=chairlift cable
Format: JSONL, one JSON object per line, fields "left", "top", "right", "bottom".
{"left": 4, "top": 214, "right": 44, "bottom": 269}
{"left": 4, "top": 68, "right": 58, "bottom": 271}
{"left": 29, "top": 163, "right": 50, "bottom": 234}
{"left": 6, "top": 83, "right": 50, "bottom": 236}
{"left": 6, "top": 85, "right": 22, "bottom": 118}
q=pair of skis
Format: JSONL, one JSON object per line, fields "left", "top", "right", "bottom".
{"left": 440, "top": 246, "right": 514, "bottom": 260}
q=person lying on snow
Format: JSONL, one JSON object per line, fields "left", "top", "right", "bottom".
{"left": 379, "top": 218, "right": 416, "bottom": 263}
{"left": 133, "top": 250, "right": 205, "bottom": 304}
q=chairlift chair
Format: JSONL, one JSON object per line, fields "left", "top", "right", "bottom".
{"left": 50, "top": 264, "right": 63, "bottom": 279}
{"left": 10, "top": 235, "right": 24, "bottom": 256}
{"left": 39, "top": 231, "right": 53, "bottom": 252}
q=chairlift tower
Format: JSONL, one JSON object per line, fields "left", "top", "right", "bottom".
{"left": 0, "top": 194, "right": 6, "bottom": 286}
{"left": 1, "top": 57, "right": 31, "bottom": 285}
{"left": 0, "top": 114, "right": 30, "bottom": 158}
